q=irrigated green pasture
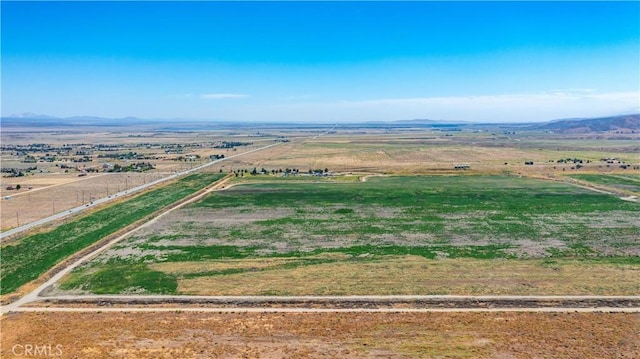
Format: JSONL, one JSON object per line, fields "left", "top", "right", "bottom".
{"left": 1, "top": 173, "right": 225, "bottom": 295}
{"left": 59, "top": 175, "right": 640, "bottom": 295}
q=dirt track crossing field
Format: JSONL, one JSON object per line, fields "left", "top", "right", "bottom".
{"left": 17, "top": 294, "right": 640, "bottom": 313}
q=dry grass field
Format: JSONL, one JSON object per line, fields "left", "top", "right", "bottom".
{"left": 1, "top": 312, "right": 638, "bottom": 358}
{"left": 231, "top": 131, "right": 640, "bottom": 176}
{"left": 156, "top": 256, "right": 640, "bottom": 296}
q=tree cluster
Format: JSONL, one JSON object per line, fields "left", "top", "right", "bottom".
{"left": 106, "top": 162, "right": 155, "bottom": 173}
{"left": 231, "top": 167, "right": 330, "bottom": 177}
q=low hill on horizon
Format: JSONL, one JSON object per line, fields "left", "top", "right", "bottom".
{"left": 531, "top": 114, "right": 639, "bottom": 133}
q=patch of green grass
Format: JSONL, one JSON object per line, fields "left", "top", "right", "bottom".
{"left": 0, "top": 173, "right": 225, "bottom": 295}
{"left": 334, "top": 208, "right": 354, "bottom": 214}
{"left": 137, "top": 243, "right": 514, "bottom": 263}
{"left": 61, "top": 264, "right": 177, "bottom": 294}
{"left": 158, "top": 244, "right": 259, "bottom": 261}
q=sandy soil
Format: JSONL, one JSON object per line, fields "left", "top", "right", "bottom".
{"left": 1, "top": 311, "right": 638, "bottom": 358}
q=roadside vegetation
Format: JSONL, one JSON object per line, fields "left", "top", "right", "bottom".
{"left": 59, "top": 175, "right": 640, "bottom": 295}
{"left": 0, "top": 173, "right": 225, "bottom": 295}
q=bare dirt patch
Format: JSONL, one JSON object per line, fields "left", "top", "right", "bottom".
{"left": 1, "top": 311, "right": 637, "bottom": 358}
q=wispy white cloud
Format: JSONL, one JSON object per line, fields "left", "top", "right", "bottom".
{"left": 200, "top": 93, "right": 249, "bottom": 100}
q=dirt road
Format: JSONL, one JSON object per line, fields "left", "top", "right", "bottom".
{"left": 8, "top": 294, "right": 640, "bottom": 314}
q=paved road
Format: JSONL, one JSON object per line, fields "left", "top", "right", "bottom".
{"left": 0, "top": 142, "right": 282, "bottom": 240}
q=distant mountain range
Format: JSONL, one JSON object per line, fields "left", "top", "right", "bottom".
{"left": 2, "top": 113, "right": 638, "bottom": 132}
{"left": 531, "top": 114, "right": 640, "bottom": 133}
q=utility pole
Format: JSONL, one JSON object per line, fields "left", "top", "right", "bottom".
{"left": 16, "top": 211, "right": 19, "bottom": 226}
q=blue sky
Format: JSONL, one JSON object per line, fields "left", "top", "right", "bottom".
{"left": 2, "top": 1, "right": 639, "bottom": 123}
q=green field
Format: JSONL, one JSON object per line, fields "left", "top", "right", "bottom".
{"left": 59, "top": 175, "right": 640, "bottom": 295}
{"left": 0, "top": 173, "right": 225, "bottom": 295}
